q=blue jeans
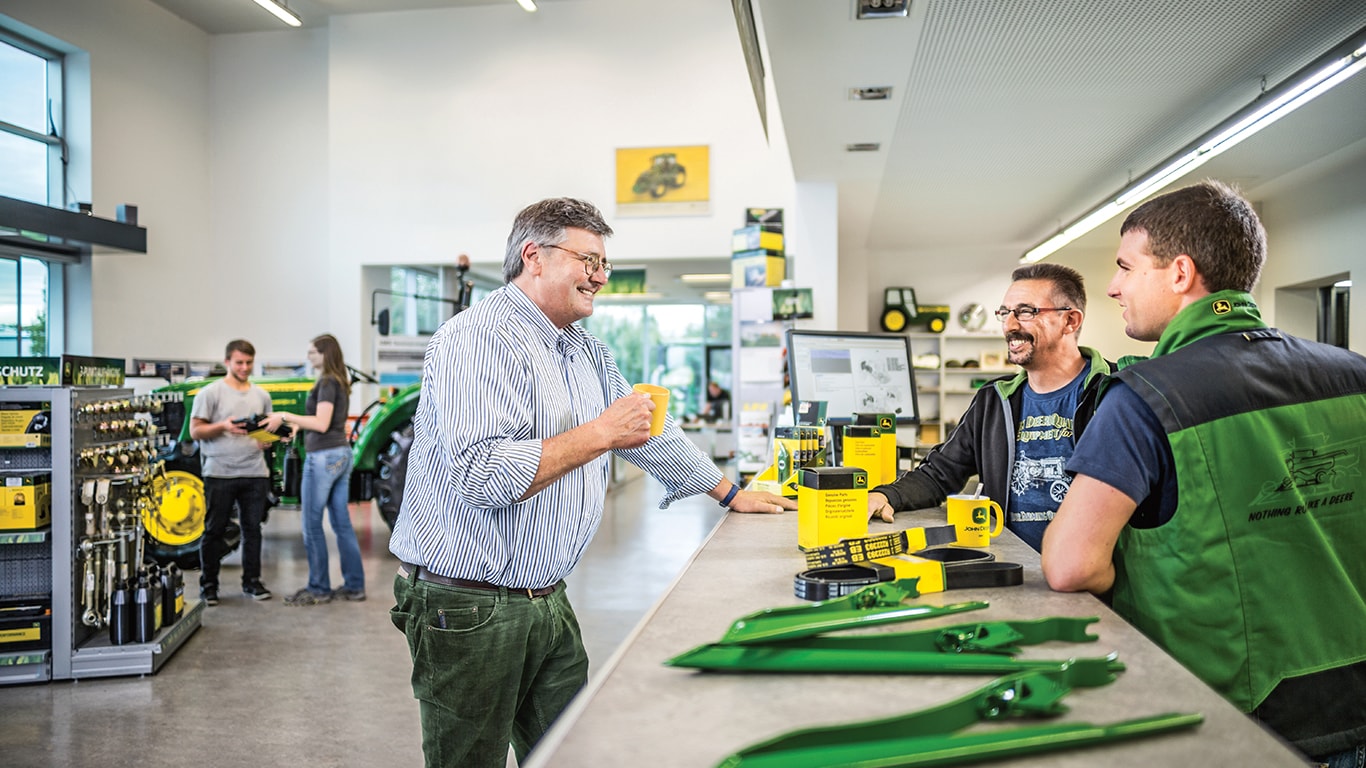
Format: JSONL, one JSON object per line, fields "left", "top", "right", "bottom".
{"left": 300, "top": 446, "right": 364, "bottom": 593}
{"left": 1320, "top": 744, "right": 1366, "bottom": 768}
{"left": 389, "top": 570, "right": 587, "bottom": 768}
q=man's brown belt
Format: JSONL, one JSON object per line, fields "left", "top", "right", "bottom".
{"left": 398, "top": 562, "right": 557, "bottom": 599}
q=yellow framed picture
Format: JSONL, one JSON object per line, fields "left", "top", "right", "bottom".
{"left": 616, "top": 145, "right": 710, "bottom": 216}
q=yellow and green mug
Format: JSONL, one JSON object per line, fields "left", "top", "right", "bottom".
{"left": 946, "top": 494, "right": 1004, "bottom": 547}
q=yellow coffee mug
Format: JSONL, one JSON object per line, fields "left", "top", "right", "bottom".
{"left": 946, "top": 494, "right": 1004, "bottom": 547}
{"left": 632, "top": 383, "right": 670, "bottom": 436}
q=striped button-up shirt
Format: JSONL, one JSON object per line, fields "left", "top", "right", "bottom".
{"left": 388, "top": 283, "right": 723, "bottom": 589}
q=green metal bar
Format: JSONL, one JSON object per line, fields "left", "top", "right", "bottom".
{"left": 719, "top": 579, "right": 988, "bottom": 645}
{"left": 715, "top": 665, "right": 1130, "bottom": 764}
{"left": 787, "top": 617, "right": 1100, "bottom": 655}
{"left": 717, "top": 712, "right": 1204, "bottom": 768}
{"left": 665, "top": 645, "right": 1124, "bottom": 677}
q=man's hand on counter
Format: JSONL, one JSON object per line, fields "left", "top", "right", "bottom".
{"left": 867, "top": 491, "right": 896, "bottom": 523}
{"left": 728, "top": 489, "right": 796, "bottom": 515}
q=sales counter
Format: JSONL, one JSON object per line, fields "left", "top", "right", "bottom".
{"left": 524, "top": 507, "right": 1307, "bottom": 767}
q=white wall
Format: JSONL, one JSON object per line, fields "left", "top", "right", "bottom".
{"left": 3, "top": 0, "right": 799, "bottom": 373}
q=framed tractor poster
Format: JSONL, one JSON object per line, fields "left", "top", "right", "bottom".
{"left": 615, "top": 145, "right": 710, "bottom": 216}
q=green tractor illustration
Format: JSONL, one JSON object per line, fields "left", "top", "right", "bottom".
{"left": 632, "top": 153, "right": 688, "bottom": 199}
{"left": 143, "top": 376, "right": 422, "bottom": 569}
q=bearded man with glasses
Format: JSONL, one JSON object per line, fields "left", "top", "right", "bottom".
{"left": 388, "top": 197, "right": 795, "bottom": 768}
{"left": 867, "top": 263, "right": 1114, "bottom": 551}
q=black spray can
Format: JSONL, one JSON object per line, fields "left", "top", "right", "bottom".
{"left": 109, "top": 579, "right": 133, "bottom": 645}
{"left": 133, "top": 569, "right": 156, "bottom": 643}
{"left": 160, "top": 563, "right": 184, "bottom": 624}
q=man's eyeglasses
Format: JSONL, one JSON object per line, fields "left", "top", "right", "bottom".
{"left": 542, "top": 243, "right": 613, "bottom": 279}
{"left": 994, "top": 306, "right": 1072, "bottom": 321}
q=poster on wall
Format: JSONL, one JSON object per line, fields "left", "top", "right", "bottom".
{"left": 615, "top": 145, "right": 710, "bottom": 217}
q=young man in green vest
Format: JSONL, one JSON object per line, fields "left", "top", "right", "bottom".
{"left": 1043, "top": 180, "right": 1366, "bottom": 765}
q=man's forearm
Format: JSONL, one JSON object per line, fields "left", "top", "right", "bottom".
{"left": 519, "top": 422, "right": 612, "bottom": 500}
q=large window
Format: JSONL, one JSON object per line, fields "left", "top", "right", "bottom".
{"left": 583, "top": 303, "right": 731, "bottom": 420}
{"left": 0, "top": 30, "right": 65, "bottom": 356}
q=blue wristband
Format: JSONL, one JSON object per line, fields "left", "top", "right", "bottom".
{"left": 719, "top": 484, "right": 741, "bottom": 508}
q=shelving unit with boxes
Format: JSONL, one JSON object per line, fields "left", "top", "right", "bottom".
{"left": 907, "top": 332, "right": 1017, "bottom": 447}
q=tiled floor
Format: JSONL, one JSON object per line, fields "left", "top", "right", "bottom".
{"left": 0, "top": 472, "right": 727, "bottom": 767}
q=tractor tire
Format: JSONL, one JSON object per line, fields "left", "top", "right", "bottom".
{"left": 374, "top": 423, "right": 415, "bottom": 529}
{"left": 672, "top": 169, "right": 687, "bottom": 187}
{"left": 650, "top": 181, "right": 667, "bottom": 198}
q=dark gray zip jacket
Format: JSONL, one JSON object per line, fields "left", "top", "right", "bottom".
{"left": 873, "top": 346, "right": 1113, "bottom": 513}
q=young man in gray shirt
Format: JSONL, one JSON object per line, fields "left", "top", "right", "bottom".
{"left": 189, "top": 339, "right": 275, "bottom": 604}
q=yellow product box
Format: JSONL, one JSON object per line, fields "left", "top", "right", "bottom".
{"left": 0, "top": 474, "right": 52, "bottom": 531}
{"left": 869, "top": 553, "right": 946, "bottom": 594}
{"left": 731, "top": 224, "right": 784, "bottom": 255}
{"left": 0, "top": 402, "right": 50, "bottom": 448}
{"left": 797, "top": 467, "right": 868, "bottom": 549}
{"left": 841, "top": 425, "right": 886, "bottom": 488}
{"left": 855, "top": 412, "right": 898, "bottom": 483}
{"left": 732, "top": 250, "right": 786, "bottom": 288}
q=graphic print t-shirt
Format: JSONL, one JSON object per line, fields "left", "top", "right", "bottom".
{"left": 1007, "top": 363, "right": 1089, "bottom": 551}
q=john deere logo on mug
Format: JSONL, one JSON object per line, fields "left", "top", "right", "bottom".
{"left": 972, "top": 507, "right": 989, "bottom": 526}
{"left": 1213, "top": 299, "right": 1232, "bottom": 315}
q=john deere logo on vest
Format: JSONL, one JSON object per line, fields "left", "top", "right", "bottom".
{"left": 1212, "top": 299, "right": 1232, "bottom": 315}
{"left": 973, "top": 508, "right": 988, "bottom": 525}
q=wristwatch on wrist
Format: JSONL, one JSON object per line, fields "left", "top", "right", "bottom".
{"left": 719, "top": 484, "right": 741, "bottom": 509}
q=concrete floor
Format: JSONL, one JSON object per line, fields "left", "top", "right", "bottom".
{"left": 0, "top": 472, "right": 726, "bottom": 768}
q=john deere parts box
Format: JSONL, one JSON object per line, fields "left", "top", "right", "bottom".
{"left": 841, "top": 425, "right": 886, "bottom": 489}
{"left": 0, "top": 474, "right": 52, "bottom": 530}
{"left": 798, "top": 467, "right": 868, "bottom": 549}
{"left": 0, "top": 402, "right": 51, "bottom": 448}
{"left": 854, "top": 412, "right": 899, "bottom": 484}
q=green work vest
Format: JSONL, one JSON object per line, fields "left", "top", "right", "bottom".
{"left": 1110, "top": 292, "right": 1366, "bottom": 715}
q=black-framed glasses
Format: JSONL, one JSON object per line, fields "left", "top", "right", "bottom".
{"left": 542, "top": 243, "right": 613, "bottom": 279}
{"left": 994, "top": 306, "right": 1072, "bottom": 321}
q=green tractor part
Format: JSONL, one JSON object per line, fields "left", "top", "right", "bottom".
{"left": 718, "top": 579, "right": 988, "bottom": 645}
{"left": 144, "top": 375, "right": 421, "bottom": 569}
{"left": 715, "top": 665, "right": 1201, "bottom": 768}
{"left": 666, "top": 617, "right": 1114, "bottom": 673}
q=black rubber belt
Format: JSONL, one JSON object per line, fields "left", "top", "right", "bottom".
{"left": 793, "top": 563, "right": 893, "bottom": 601}
{"left": 794, "top": 559, "right": 1024, "bottom": 601}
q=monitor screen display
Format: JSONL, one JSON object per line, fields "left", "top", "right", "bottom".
{"left": 786, "top": 329, "right": 919, "bottom": 425}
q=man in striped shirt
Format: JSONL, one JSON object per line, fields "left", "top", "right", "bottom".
{"left": 388, "top": 197, "right": 794, "bottom": 768}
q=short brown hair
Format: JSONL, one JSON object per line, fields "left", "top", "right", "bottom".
{"left": 225, "top": 339, "right": 255, "bottom": 359}
{"left": 1120, "top": 180, "right": 1265, "bottom": 292}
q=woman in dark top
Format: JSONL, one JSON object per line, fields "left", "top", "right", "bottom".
{"left": 269, "top": 334, "right": 366, "bottom": 605}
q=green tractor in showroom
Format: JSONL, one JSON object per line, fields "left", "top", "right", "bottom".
{"left": 143, "top": 376, "right": 420, "bottom": 569}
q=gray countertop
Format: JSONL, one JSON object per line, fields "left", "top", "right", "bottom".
{"left": 525, "top": 507, "right": 1306, "bottom": 767}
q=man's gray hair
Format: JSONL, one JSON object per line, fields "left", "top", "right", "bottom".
{"left": 502, "top": 198, "right": 614, "bottom": 282}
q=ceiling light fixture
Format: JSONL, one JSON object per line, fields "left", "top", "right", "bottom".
{"left": 846, "top": 142, "right": 881, "bottom": 152}
{"left": 679, "top": 273, "right": 732, "bottom": 284}
{"left": 856, "top": 0, "right": 909, "bottom": 20}
{"left": 516, "top": 0, "right": 538, "bottom": 12}
{"left": 1022, "top": 28, "right": 1366, "bottom": 263}
{"left": 251, "top": 0, "right": 301, "bottom": 27}
{"left": 850, "top": 86, "right": 893, "bottom": 100}
{"left": 704, "top": 291, "right": 733, "bottom": 303}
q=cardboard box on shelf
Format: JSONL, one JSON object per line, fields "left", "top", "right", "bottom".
{"left": 0, "top": 474, "right": 52, "bottom": 531}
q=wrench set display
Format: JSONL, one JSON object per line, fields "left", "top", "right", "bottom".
{"left": 72, "top": 394, "right": 184, "bottom": 645}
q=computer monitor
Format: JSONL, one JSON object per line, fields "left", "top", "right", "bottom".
{"left": 786, "top": 329, "right": 920, "bottom": 426}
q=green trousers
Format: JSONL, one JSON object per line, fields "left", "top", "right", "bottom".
{"left": 391, "top": 570, "right": 588, "bottom": 768}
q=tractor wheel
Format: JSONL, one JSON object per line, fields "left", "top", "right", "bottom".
{"left": 650, "top": 181, "right": 668, "bottom": 198}
{"left": 374, "top": 423, "right": 415, "bottom": 529}
{"left": 881, "top": 307, "right": 909, "bottom": 333}
{"left": 671, "top": 169, "right": 687, "bottom": 187}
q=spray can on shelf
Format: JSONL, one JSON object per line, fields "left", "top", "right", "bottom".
{"left": 160, "top": 563, "right": 184, "bottom": 624}
{"left": 133, "top": 568, "right": 156, "bottom": 643}
{"left": 109, "top": 578, "right": 133, "bottom": 645}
